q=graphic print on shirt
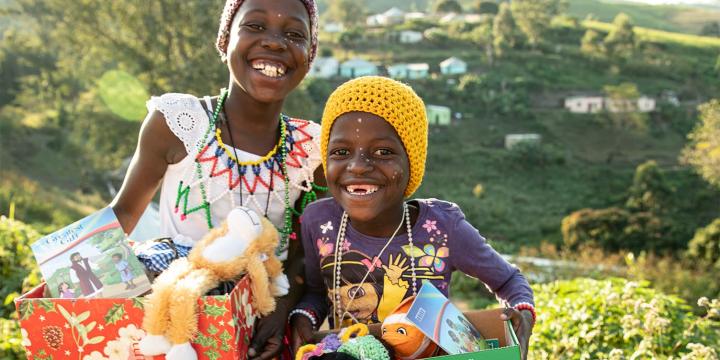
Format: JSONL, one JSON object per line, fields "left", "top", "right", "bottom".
{"left": 316, "top": 216, "right": 451, "bottom": 324}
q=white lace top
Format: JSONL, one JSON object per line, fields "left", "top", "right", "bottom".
{"left": 149, "top": 93, "right": 322, "bottom": 260}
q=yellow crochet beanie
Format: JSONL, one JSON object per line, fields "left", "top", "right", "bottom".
{"left": 320, "top": 76, "right": 428, "bottom": 197}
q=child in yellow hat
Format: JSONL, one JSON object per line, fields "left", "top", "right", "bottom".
{"left": 290, "top": 76, "right": 535, "bottom": 359}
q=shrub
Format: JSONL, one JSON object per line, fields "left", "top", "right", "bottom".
{"left": 0, "top": 217, "right": 41, "bottom": 318}
{"left": 561, "top": 208, "right": 668, "bottom": 252}
{"left": 686, "top": 218, "right": 720, "bottom": 269}
{"left": 531, "top": 278, "right": 720, "bottom": 359}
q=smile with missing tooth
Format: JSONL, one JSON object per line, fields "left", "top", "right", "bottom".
{"left": 346, "top": 185, "right": 379, "bottom": 195}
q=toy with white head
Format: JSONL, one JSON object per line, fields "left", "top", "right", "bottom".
{"left": 139, "top": 207, "right": 289, "bottom": 360}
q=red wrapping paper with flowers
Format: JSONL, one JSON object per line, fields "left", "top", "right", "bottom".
{"left": 15, "top": 276, "right": 255, "bottom": 360}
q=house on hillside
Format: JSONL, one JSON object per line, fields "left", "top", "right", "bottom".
{"left": 309, "top": 56, "right": 339, "bottom": 78}
{"left": 323, "top": 22, "right": 344, "bottom": 33}
{"left": 340, "top": 58, "right": 378, "bottom": 78}
{"left": 505, "top": 134, "right": 542, "bottom": 150}
{"left": 387, "top": 63, "right": 429, "bottom": 79}
{"left": 399, "top": 30, "right": 423, "bottom": 44}
{"left": 637, "top": 96, "right": 656, "bottom": 112}
{"left": 426, "top": 105, "right": 452, "bottom": 126}
{"left": 404, "top": 12, "right": 427, "bottom": 21}
{"left": 366, "top": 7, "right": 405, "bottom": 27}
{"left": 439, "top": 57, "right": 467, "bottom": 75}
{"left": 564, "top": 96, "right": 604, "bottom": 114}
{"left": 564, "top": 94, "right": 656, "bottom": 113}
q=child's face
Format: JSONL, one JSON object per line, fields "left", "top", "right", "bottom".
{"left": 60, "top": 283, "right": 68, "bottom": 291}
{"left": 326, "top": 112, "right": 410, "bottom": 224}
{"left": 227, "top": 0, "right": 311, "bottom": 103}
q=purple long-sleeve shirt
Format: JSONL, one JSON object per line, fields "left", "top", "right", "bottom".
{"left": 296, "top": 197, "right": 534, "bottom": 326}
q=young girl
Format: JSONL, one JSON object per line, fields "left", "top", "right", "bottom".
{"left": 58, "top": 282, "right": 75, "bottom": 298}
{"left": 291, "top": 76, "right": 535, "bottom": 359}
{"left": 110, "top": 0, "right": 324, "bottom": 358}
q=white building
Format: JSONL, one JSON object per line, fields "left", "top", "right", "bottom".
{"left": 308, "top": 57, "right": 339, "bottom": 78}
{"left": 505, "top": 134, "right": 542, "bottom": 150}
{"left": 564, "top": 96, "right": 604, "bottom": 114}
{"left": 340, "top": 58, "right": 378, "bottom": 78}
{"left": 565, "top": 95, "right": 656, "bottom": 113}
{"left": 399, "top": 30, "right": 423, "bottom": 44}
{"left": 387, "top": 63, "right": 430, "bottom": 79}
{"left": 439, "top": 57, "right": 467, "bottom": 75}
{"left": 323, "top": 22, "right": 344, "bottom": 33}
{"left": 404, "top": 12, "right": 427, "bottom": 21}
{"left": 637, "top": 96, "right": 656, "bottom": 112}
{"left": 366, "top": 7, "right": 405, "bottom": 27}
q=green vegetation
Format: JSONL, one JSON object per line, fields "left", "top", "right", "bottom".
{"left": 531, "top": 278, "right": 720, "bottom": 359}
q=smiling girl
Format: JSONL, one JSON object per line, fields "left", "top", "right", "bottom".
{"left": 110, "top": 0, "right": 324, "bottom": 358}
{"left": 291, "top": 76, "right": 536, "bottom": 359}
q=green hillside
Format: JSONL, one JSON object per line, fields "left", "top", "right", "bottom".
{"left": 567, "top": 0, "right": 720, "bottom": 34}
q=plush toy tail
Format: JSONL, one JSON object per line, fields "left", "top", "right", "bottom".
{"left": 166, "top": 268, "right": 220, "bottom": 345}
{"left": 247, "top": 255, "right": 276, "bottom": 316}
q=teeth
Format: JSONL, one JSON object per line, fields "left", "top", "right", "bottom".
{"left": 346, "top": 185, "right": 379, "bottom": 195}
{"left": 251, "top": 60, "right": 286, "bottom": 77}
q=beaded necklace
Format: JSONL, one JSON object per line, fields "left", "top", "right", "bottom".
{"left": 187, "top": 89, "right": 293, "bottom": 255}
{"left": 331, "top": 202, "right": 417, "bottom": 328}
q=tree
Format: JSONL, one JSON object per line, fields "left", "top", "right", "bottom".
{"left": 433, "top": 0, "right": 463, "bottom": 14}
{"left": 475, "top": 0, "right": 499, "bottom": 15}
{"left": 626, "top": 160, "right": 672, "bottom": 213}
{"left": 492, "top": 2, "right": 517, "bottom": 57}
{"left": 700, "top": 21, "right": 720, "bottom": 37}
{"left": 604, "top": 13, "right": 635, "bottom": 61}
{"left": 580, "top": 29, "right": 604, "bottom": 59}
{"left": 510, "top": 0, "right": 564, "bottom": 48}
{"left": 327, "top": 0, "right": 367, "bottom": 26}
{"left": 603, "top": 82, "right": 647, "bottom": 131}
{"left": 682, "top": 100, "right": 720, "bottom": 188}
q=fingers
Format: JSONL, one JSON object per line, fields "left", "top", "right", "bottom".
{"left": 500, "top": 307, "right": 523, "bottom": 331}
{"left": 249, "top": 336, "right": 283, "bottom": 360}
{"left": 398, "top": 256, "right": 407, "bottom": 268}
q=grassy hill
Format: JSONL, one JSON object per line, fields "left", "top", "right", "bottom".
{"left": 567, "top": 0, "right": 720, "bottom": 34}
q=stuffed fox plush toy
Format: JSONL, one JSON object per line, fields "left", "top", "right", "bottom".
{"left": 138, "top": 207, "right": 290, "bottom": 360}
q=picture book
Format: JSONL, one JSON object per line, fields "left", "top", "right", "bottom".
{"left": 406, "top": 281, "right": 492, "bottom": 355}
{"left": 30, "top": 207, "right": 150, "bottom": 299}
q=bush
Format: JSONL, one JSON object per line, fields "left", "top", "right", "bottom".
{"left": 561, "top": 208, "right": 667, "bottom": 252}
{"left": 508, "top": 142, "right": 566, "bottom": 167}
{"left": 686, "top": 218, "right": 720, "bottom": 269}
{"left": 531, "top": 278, "right": 720, "bottom": 359}
{"left": 0, "top": 318, "right": 24, "bottom": 360}
{"left": 0, "top": 217, "right": 42, "bottom": 318}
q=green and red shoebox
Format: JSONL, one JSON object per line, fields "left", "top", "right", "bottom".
{"left": 15, "top": 276, "right": 255, "bottom": 360}
{"left": 317, "top": 308, "right": 521, "bottom": 360}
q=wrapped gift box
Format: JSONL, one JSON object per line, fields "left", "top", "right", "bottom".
{"left": 15, "top": 276, "right": 255, "bottom": 360}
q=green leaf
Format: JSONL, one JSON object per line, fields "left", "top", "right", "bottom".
{"left": 86, "top": 321, "right": 96, "bottom": 333}
{"left": 401, "top": 244, "right": 425, "bottom": 257}
{"left": 204, "top": 349, "right": 220, "bottom": 360}
{"left": 207, "top": 324, "right": 218, "bottom": 335}
{"left": 194, "top": 333, "right": 217, "bottom": 348}
{"left": 219, "top": 330, "right": 232, "bottom": 352}
{"left": 104, "top": 303, "right": 125, "bottom": 325}
{"left": 77, "top": 324, "right": 87, "bottom": 338}
{"left": 19, "top": 301, "right": 34, "bottom": 320}
{"left": 76, "top": 310, "right": 90, "bottom": 323}
{"left": 203, "top": 304, "right": 227, "bottom": 318}
{"left": 37, "top": 299, "right": 56, "bottom": 312}
{"left": 57, "top": 304, "right": 72, "bottom": 321}
{"left": 132, "top": 297, "right": 145, "bottom": 310}
{"left": 87, "top": 336, "right": 105, "bottom": 344}
{"left": 219, "top": 330, "right": 232, "bottom": 342}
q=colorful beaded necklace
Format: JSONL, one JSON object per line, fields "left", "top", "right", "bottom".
{"left": 179, "top": 89, "right": 293, "bottom": 255}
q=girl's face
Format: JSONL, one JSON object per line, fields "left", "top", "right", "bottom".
{"left": 326, "top": 112, "right": 410, "bottom": 226}
{"left": 227, "top": 0, "right": 311, "bottom": 103}
{"left": 60, "top": 283, "right": 68, "bottom": 291}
